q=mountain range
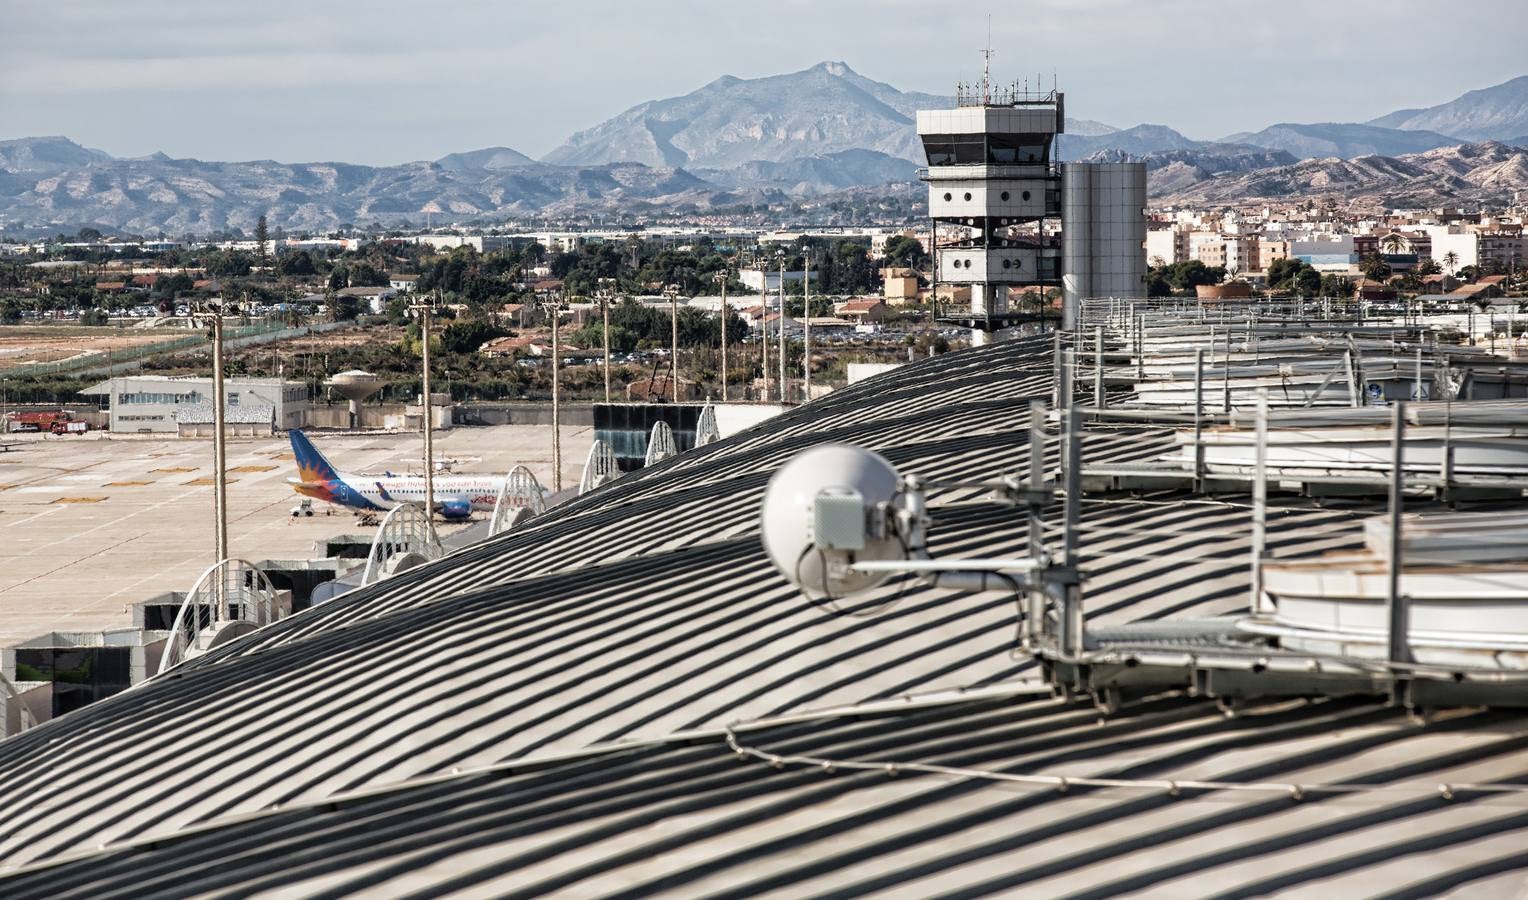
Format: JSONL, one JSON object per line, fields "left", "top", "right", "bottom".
{"left": 3, "top": 63, "right": 1528, "bottom": 235}
{"left": 1157, "top": 141, "right": 1528, "bottom": 207}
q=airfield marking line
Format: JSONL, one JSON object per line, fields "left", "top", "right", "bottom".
{"left": 4, "top": 505, "right": 66, "bottom": 529}
{"left": 1, "top": 535, "right": 142, "bottom": 595}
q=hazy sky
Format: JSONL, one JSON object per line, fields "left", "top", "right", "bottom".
{"left": 4, "top": 0, "right": 1525, "bottom": 166}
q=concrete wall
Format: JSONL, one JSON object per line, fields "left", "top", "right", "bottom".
{"left": 454, "top": 402, "right": 597, "bottom": 427}
{"left": 305, "top": 404, "right": 409, "bottom": 430}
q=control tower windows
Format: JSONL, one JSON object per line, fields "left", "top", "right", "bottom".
{"left": 988, "top": 134, "right": 1051, "bottom": 165}
{"left": 922, "top": 134, "right": 986, "bottom": 165}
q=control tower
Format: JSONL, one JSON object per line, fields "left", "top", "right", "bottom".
{"left": 917, "top": 76, "right": 1145, "bottom": 340}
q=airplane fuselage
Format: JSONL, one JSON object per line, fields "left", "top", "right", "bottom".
{"left": 286, "top": 429, "right": 538, "bottom": 520}
{"left": 291, "top": 472, "right": 507, "bottom": 512}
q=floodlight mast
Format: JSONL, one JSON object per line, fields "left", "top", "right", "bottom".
{"left": 802, "top": 249, "right": 812, "bottom": 403}
{"left": 193, "top": 299, "right": 230, "bottom": 566}
{"left": 596, "top": 278, "right": 616, "bottom": 404}
{"left": 777, "top": 250, "right": 787, "bottom": 403}
{"left": 664, "top": 283, "right": 681, "bottom": 403}
{"left": 758, "top": 250, "right": 770, "bottom": 402}
{"left": 408, "top": 293, "right": 441, "bottom": 520}
{"left": 713, "top": 269, "right": 730, "bottom": 402}
{"left": 541, "top": 293, "right": 564, "bottom": 493}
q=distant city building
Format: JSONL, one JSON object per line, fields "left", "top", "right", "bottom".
{"left": 1292, "top": 238, "right": 1359, "bottom": 274}
{"left": 880, "top": 267, "right": 920, "bottom": 304}
{"left": 1145, "top": 228, "right": 1189, "bottom": 266}
{"left": 832, "top": 298, "right": 889, "bottom": 323}
{"left": 739, "top": 268, "right": 808, "bottom": 293}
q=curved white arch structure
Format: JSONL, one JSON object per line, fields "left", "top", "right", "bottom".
{"left": 360, "top": 503, "right": 443, "bottom": 586}
{"left": 696, "top": 401, "right": 721, "bottom": 447}
{"left": 488, "top": 465, "right": 546, "bottom": 536}
{"left": 579, "top": 440, "right": 620, "bottom": 496}
{"left": 157, "top": 559, "right": 281, "bottom": 676}
{"left": 645, "top": 421, "right": 678, "bottom": 467}
{"left": 0, "top": 670, "right": 39, "bottom": 737}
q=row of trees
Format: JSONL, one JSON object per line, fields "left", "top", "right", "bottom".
{"left": 568, "top": 300, "right": 748, "bottom": 354}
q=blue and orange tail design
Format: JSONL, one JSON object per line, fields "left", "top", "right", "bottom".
{"left": 289, "top": 429, "right": 347, "bottom": 504}
{"left": 290, "top": 430, "right": 341, "bottom": 484}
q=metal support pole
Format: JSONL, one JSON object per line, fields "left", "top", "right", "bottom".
{"left": 1414, "top": 346, "right": 1423, "bottom": 402}
{"left": 1025, "top": 397, "right": 1047, "bottom": 647}
{"left": 1192, "top": 348, "right": 1205, "bottom": 491}
{"left": 761, "top": 269, "right": 769, "bottom": 403}
{"left": 718, "top": 275, "right": 729, "bottom": 402}
{"left": 421, "top": 307, "right": 434, "bottom": 520}
{"left": 602, "top": 297, "right": 611, "bottom": 404}
{"left": 803, "top": 251, "right": 812, "bottom": 403}
{"left": 1135, "top": 313, "right": 1144, "bottom": 382}
{"left": 1251, "top": 388, "right": 1268, "bottom": 615}
{"left": 1222, "top": 329, "right": 1232, "bottom": 413}
{"left": 551, "top": 304, "right": 561, "bottom": 493}
{"left": 778, "top": 255, "right": 787, "bottom": 403}
{"left": 670, "top": 290, "right": 679, "bottom": 404}
{"left": 1387, "top": 400, "right": 1410, "bottom": 666}
{"left": 1093, "top": 324, "right": 1104, "bottom": 409}
{"left": 1061, "top": 363, "right": 1083, "bottom": 657}
{"left": 1343, "top": 349, "right": 1359, "bottom": 408}
{"left": 1440, "top": 376, "right": 1455, "bottom": 505}
{"left": 1051, "top": 330, "right": 1063, "bottom": 409}
{"left": 211, "top": 314, "right": 228, "bottom": 565}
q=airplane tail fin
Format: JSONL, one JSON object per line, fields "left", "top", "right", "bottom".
{"left": 289, "top": 430, "right": 341, "bottom": 484}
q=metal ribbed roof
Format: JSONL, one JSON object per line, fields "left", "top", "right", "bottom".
{"left": 3, "top": 689, "right": 1526, "bottom": 898}
{"left": 0, "top": 334, "right": 1522, "bottom": 892}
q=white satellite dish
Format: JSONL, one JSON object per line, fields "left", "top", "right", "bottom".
{"left": 759, "top": 444, "right": 909, "bottom": 598}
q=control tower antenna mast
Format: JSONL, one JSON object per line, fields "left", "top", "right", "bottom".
{"left": 981, "top": 15, "right": 994, "bottom": 105}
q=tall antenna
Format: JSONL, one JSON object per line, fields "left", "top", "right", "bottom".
{"left": 981, "top": 14, "right": 994, "bottom": 105}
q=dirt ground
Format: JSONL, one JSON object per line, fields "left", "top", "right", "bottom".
{"left": 0, "top": 326, "right": 179, "bottom": 370}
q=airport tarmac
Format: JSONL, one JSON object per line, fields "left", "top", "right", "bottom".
{"left": 0, "top": 425, "right": 591, "bottom": 648}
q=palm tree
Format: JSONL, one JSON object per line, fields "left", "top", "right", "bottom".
{"left": 1442, "top": 251, "right": 1460, "bottom": 275}
{"left": 1381, "top": 233, "right": 1406, "bottom": 256}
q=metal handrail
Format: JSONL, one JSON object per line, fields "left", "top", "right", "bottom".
{"left": 579, "top": 440, "right": 620, "bottom": 495}
{"left": 488, "top": 465, "right": 546, "bottom": 536}
{"left": 360, "top": 503, "right": 443, "bottom": 585}
{"left": 156, "top": 558, "right": 279, "bottom": 676}
{"left": 0, "top": 670, "right": 39, "bottom": 737}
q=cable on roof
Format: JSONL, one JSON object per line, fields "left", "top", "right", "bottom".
{"left": 722, "top": 724, "right": 1528, "bottom": 801}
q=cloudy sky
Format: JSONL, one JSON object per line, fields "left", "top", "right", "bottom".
{"left": 4, "top": 0, "right": 1524, "bottom": 165}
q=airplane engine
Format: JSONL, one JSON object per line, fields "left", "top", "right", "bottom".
{"left": 438, "top": 497, "right": 473, "bottom": 520}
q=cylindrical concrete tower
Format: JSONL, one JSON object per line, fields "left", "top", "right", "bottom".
{"left": 1061, "top": 162, "right": 1147, "bottom": 330}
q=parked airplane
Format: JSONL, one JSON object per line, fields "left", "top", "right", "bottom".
{"left": 287, "top": 429, "right": 506, "bottom": 520}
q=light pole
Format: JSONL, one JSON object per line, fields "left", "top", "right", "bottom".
{"left": 408, "top": 294, "right": 438, "bottom": 520}
{"left": 802, "top": 248, "right": 813, "bottom": 403}
{"left": 665, "top": 282, "right": 680, "bottom": 403}
{"left": 713, "top": 269, "right": 730, "bottom": 401}
{"left": 775, "top": 249, "right": 787, "bottom": 403}
{"left": 595, "top": 278, "right": 614, "bottom": 403}
{"left": 193, "top": 299, "right": 230, "bottom": 565}
{"left": 542, "top": 296, "right": 564, "bottom": 493}
{"left": 759, "top": 252, "right": 770, "bottom": 403}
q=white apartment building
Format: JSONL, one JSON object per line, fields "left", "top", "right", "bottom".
{"left": 1422, "top": 225, "right": 1528, "bottom": 272}
{"left": 1145, "top": 228, "right": 1188, "bottom": 266}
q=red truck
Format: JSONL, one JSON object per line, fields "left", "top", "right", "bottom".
{"left": 5, "top": 411, "right": 89, "bottom": 434}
